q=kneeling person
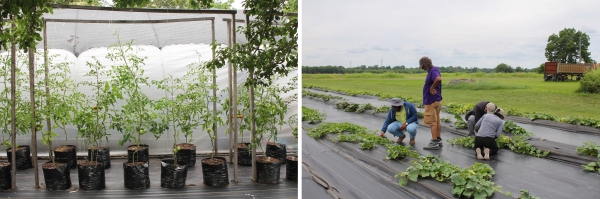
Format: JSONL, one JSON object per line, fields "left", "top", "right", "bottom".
{"left": 465, "top": 101, "right": 496, "bottom": 136}
{"left": 379, "top": 98, "right": 419, "bottom": 145}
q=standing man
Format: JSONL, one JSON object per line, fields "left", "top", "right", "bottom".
{"left": 420, "top": 56, "right": 443, "bottom": 150}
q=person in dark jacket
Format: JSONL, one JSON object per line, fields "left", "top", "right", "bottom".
{"left": 465, "top": 101, "right": 496, "bottom": 136}
{"left": 379, "top": 98, "right": 419, "bottom": 145}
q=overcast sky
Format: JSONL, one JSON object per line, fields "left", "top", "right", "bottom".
{"left": 302, "top": 0, "right": 600, "bottom": 69}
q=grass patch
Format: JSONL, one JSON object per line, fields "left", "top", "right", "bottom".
{"left": 345, "top": 72, "right": 406, "bottom": 79}
{"left": 303, "top": 73, "right": 600, "bottom": 119}
{"left": 445, "top": 81, "right": 529, "bottom": 90}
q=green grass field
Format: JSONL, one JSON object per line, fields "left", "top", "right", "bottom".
{"left": 302, "top": 72, "right": 600, "bottom": 119}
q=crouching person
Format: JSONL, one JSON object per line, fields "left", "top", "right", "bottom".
{"left": 378, "top": 98, "right": 418, "bottom": 145}
{"left": 465, "top": 101, "right": 496, "bottom": 136}
{"left": 474, "top": 107, "right": 506, "bottom": 160}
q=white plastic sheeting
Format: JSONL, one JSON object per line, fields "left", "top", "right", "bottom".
{"left": 0, "top": 43, "right": 298, "bottom": 156}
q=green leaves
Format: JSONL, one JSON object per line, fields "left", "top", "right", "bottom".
{"left": 447, "top": 136, "right": 475, "bottom": 148}
{"left": 576, "top": 141, "right": 600, "bottom": 156}
{"left": 503, "top": 120, "right": 534, "bottom": 136}
{"left": 302, "top": 106, "right": 326, "bottom": 124}
{"left": 453, "top": 114, "right": 468, "bottom": 129}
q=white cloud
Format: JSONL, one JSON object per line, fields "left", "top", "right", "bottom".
{"left": 303, "top": 0, "right": 600, "bottom": 68}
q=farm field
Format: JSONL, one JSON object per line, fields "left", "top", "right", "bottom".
{"left": 302, "top": 72, "right": 600, "bottom": 119}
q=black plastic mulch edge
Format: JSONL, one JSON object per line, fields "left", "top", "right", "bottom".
{"left": 307, "top": 94, "right": 600, "bottom": 167}
{"left": 304, "top": 87, "right": 600, "bottom": 135}
{"left": 505, "top": 115, "right": 600, "bottom": 135}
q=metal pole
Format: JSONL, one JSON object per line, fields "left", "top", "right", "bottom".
{"left": 10, "top": 17, "right": 17, "bottom": 190}
{"left": 247, "top": 14, "right": 257, "bottom": 182}
{"left": 232, "top": 13, "right": 239, "bottom": 183}
{"left": 28, "top": 46, "right": 39, "bottom": 189}
{"left": 226, "top": 19, "right": 233, "bottom": 164}
{"left": 211, "top": 19, "right": 217, "bottom": 156}
{"left": 42, "top": 21, "right": 51, "bottom": 188}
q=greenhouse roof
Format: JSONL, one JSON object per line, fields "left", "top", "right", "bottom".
{"left": 38, "top": 5, "right": 249, "bottom": 56}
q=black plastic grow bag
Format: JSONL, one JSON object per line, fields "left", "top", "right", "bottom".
{"left": 6, "top": 145, "right": 32, "bottom": 170}
{"left": 77, "top": 161, "right": 105, "bottom": 190}
{"left": 127, "top": 144, "right": 149, "bottom": 163}
{"left": 175, "top": 145, "right": 196, "bottom": 167}
{"left": 54, "top": 145, "right": 77, "bottom": 170}
{"left": 237, "top": 143, "right": 252, "bottom": 166}
{"left": 266, "top": 142, "right": 287, "bottom": 165}
{"left": 123, "top": 162, "right": 150, "bottom": 190}
{"left": 201, "top": 157, "right": 229, "bottom": 187}
{"left": 42, "top": 162, "right": 71, "bottom": 190}
{"left": 286, "top": 156, "right": 298, "bottom": 181}
{"left": 256, "top": 156, "right": 280, "bottom": 184}
{"left": 88, "top": 146, "right": 111, "bottom": 169}
{"left": 0, "top": 162, "right": 11, "bottom": 190}
{"left": 160, "top": 158, "right": 188, "bottom": 189}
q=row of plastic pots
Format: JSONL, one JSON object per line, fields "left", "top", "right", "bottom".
{"left": 0, "top": 143, "right": 297, "bottom": 190}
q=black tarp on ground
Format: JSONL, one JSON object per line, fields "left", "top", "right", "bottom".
{"left": 302, "top": 97, "right": 600, "bottom": 199}
{"left": 1, "top": 157, "right": 297, "bottom": 198}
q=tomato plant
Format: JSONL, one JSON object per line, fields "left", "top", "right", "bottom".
{"left": 75, "top": 53, "right": 120, "bottom": 163}
{"left": 105, "top": 34, "right": 168, "bottom": 163}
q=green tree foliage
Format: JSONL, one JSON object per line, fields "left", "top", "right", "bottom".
{"left": 112, "top": 0, "right": 229, "bottom": 9}
{"left": 495, "top": 63, "right": 514, "bottom": 73}
{"left": 545, "top": 28, "right": 592, "bottom": 63}
{"left": 536, "top": 63, "right": 545, "bottom": 74}
{"left": 209, "top": 0, "right": 298, "bottom": 87}
{"left": 0, "top": 0, "right": 53, "bottom": 51}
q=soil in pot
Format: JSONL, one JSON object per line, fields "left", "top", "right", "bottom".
{"left": 175, "top": 143, "right": 196, "bottom": 167}
{"left": 256, "top": 156, "right": 281, "bottom": 184}
{"left": 266, "top": 142, "right": 287, "bottom": 165}
{"left": 123, "top": 161, "right": 150, "bottom": 190}
{"left": 77, "top": 161, "right": 105, "bottom": 190}
{"left": 201, "top": 157, "right": 229, "bottom": 187}
{"left": 88, "top": 146, "right": 111, "bottom": 169}
{"left": 127, "top": 144, "right": 149, "bottom": 163}
{"left": 237, "top": 143, "right": 252, "bottom": 166}
{"left": 54, "top": 145, "right": 77, "bottom": 169}
{"left": 160, "top": 158, "right": 188, "bottom": 189}
{"left": 0, "top": 162, "right": 11, "bottom": 190}
{"left": 286, "top": 155, "right": 298, "bottom": 181}
{"left": 42, "top": 162, "right": 71, "bottom": 190}
{"left": 6, "top": 145, "right": 33, "bottom": 170}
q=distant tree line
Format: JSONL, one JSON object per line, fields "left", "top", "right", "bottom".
{"left": 303, "top": 64, "right": 538, "bottom": 74}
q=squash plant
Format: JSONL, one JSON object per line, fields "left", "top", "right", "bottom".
{"left": 105, "top": 35, "right": 168, "bottom": 163}
{"left": 74, "top": 56, "right": 120, "bottom": 163}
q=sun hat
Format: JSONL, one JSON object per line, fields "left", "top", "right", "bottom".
{"left": 495, "top": 108, "right": 505, "bottom": 119}
{"left": 390, "top": 98, "right": 404, "bottom": 107}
